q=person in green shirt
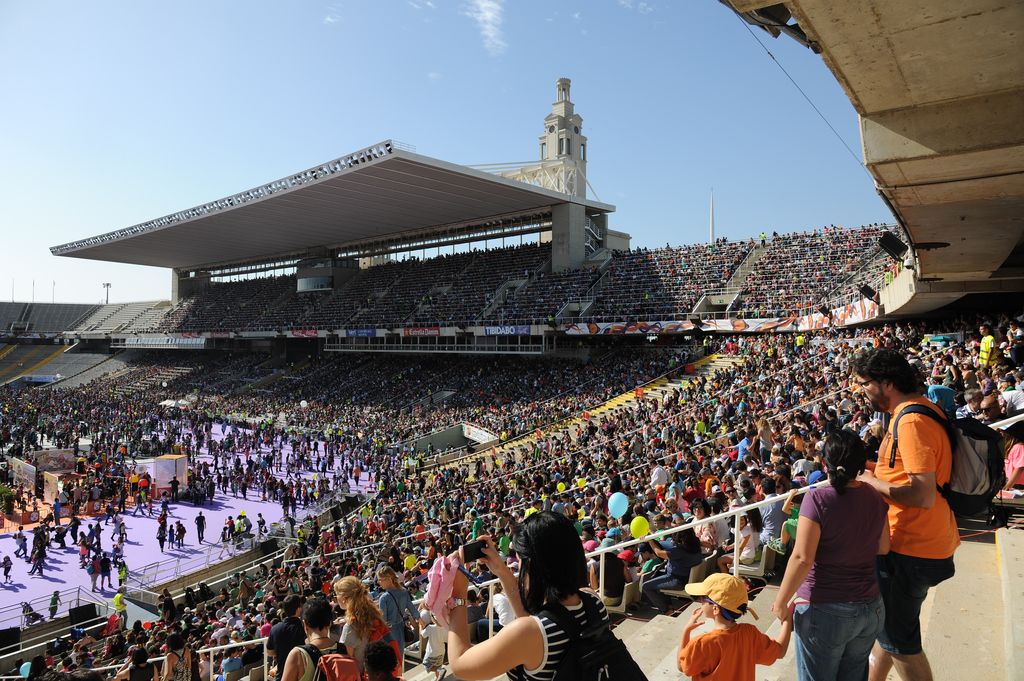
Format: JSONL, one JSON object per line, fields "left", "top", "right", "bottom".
{"left": 497, "top": 532, "right": 511, "bottom": 556}
{"left": 49, "top": 590, "right": 61, "bottom": 620}
{"left": 470, "top": 511, "right": 484, "bottom": 540}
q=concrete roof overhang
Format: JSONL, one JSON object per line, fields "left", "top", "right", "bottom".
{"left": 727, "top": 0, "right": 1024, "bottom": 309}
{"left": 51, "top": 141, "right": 614, "bottom": 271}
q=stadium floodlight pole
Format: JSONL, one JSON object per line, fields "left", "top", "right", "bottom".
{"left": 709, "top": 187, "right": 715, "bottom": 243}
{"left": 102, "top": 282, "right": 111, "bottom": 304}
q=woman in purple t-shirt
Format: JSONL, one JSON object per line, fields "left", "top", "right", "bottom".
{"left": 771, "top": 430, "right": 890, "bottom": 681}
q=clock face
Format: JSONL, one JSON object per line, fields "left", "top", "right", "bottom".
{"left": 548, "top": 126, "right": 555, "bottom": 133}
{"left": 574, "top": 126, "right": 580, "bottom": 134}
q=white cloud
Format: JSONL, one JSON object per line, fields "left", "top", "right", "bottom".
{"left": 408, "top": 0, "right": 436, "bottom": 9}
{"left": 463, "top": 0, "right": 506, "bottom": 56}
{"left": 572, "top": 11, "right": 581, "bottom": 20}
{"left": 323, "top": 3, "right": 342, "bottom": 24}
{"left": 428, "top": 71, "right": 442, "bottom": 80}
{"left": 619, "top": 0, "right": 654, "bottom": 13}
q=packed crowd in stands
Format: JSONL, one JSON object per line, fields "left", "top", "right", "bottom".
{"left": 588, "top": 240, "right": 752, "bottom": 321}
{"left": 148, "top": 225, "right": 898, "bottom": 335}
{"left": 4, "top": 306, "right": 1023, "bottom": 681}
{"left": 735, "top": 225, "right": 888, "bottom": 317}
{"left": 490, "top": 268, "right": 599, "bottom": 323}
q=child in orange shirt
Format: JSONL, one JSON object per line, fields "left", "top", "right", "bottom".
{"left": 678, "top": 574, "right": 792, "bottom": 681}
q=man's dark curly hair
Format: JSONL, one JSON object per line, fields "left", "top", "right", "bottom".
{"left": 851, "top": 348, "right": 922, "bottom": 394}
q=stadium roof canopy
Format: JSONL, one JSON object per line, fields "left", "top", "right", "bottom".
{"left": 52, "top": 141, "right": 614, "bottom": 271}
{"left": 726, "top": 1, "right": 1024, "bottom": 313}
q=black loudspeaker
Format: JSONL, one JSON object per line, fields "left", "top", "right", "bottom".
{"left": 878, "top": 233, "right": 909, "bottom": 261}
{"left": 859, "top": 285, "right": 877, "bottom": 300}
{"left": 260, "top": 539, "right": 278, "bottom": 554}
{"left": 68, "top": 603, "right": 98, "bottom": 626}
{"left": 329, "top": 506, "right": 342, "bottom": 521}
{"left": 818, "top": 305, "right": 831, "bottom": 317}
{"left": 0, "top": 627, "right": 20, "bottom": 650}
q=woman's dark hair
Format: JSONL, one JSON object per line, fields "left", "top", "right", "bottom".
{"left": 823, "top": 430, "right": 868, "bottom": 495}
{"left": 851, "top": 348, "right": 922, "bottom": 394}
{"left": 166, "top": 633, "right": 185, "bottom": 651}
{"left": 301, "top": 597, "right": 333, "bottom": 630}
{"left": 677, "top": 528, "right": 701, "bottom": 555}
{"left": 131, "top": 647, "right": 149, "bottom": 666}
{"left": 509, "top": 511, "right": 588, "bottom": 614}
{"left": 744, "top": 509, "right": 764, "bottom": 534}
{"left": 1005, "top": 421, "right": 1024, "bottom": 445}
{"left": 691, "top": 498, "right": 710, "bottom": 516}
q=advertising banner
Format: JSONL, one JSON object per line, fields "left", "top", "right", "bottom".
{"left": 563, "top": 297, "right": 880, "bottom": 335}
{"left": 124, "top": 336, "right": 208, "bottom": 348}
{"left": 404, "top": 326, "right": 441, "bottom": 337}
{"left": 43, "top": 471, "right": 63, "bottom": 505}
{"left": 462, "top": 423, "right": 498, "bottom": 443}
{"left": 288, "top": 329, "right": 320, "bottom": 338}
{"left": 484, "top": 325, "right": 531, "bottom": 336}
{"left": 346, "top": 328, "right": 378, "bottom": 338}
{"left": 9, "top": 457, "right": 36, "bottom": 489}
{"left": 35, "top": 448, "right": 76, "bottom": 471}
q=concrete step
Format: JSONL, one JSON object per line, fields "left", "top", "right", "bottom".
{"left": 998, "top": 528, "right": 1024, "bottom": 681}
{"left": 762, "top": 538, "right": 1004, "bottom": 681}
{"left": 924, "top": 537, "right": 1004, "bottom": 679}
{"left": 610, "top": 616, "right": 646, "bottom": 642}
{"left": 630, "top": 615, "right": 690, "bottom": 676}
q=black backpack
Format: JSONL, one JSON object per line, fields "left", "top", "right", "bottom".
{"left": 538, "top": 594, "right": 648, "bottom": 681}
{"left": 889, "top": 405, "right": 1005, "bottom": 517}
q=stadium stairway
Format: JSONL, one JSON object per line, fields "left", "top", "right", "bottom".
{"left": 755, "top": 529, "right": 1011, "bottom": 680}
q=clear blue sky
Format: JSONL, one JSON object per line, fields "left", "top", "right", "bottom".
{"left": 0, "top": 0, "right": 891, "bottom": 304}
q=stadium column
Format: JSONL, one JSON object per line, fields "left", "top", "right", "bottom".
{"left": 172, "top": 269, "right": 210, "bottom": 305}
{"left": 551, "top": 202, "right": 587, "bottom": 273}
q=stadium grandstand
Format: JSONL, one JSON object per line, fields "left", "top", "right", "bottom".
{"left": 1, "top": 3, "right": 1024, "bottom": 679}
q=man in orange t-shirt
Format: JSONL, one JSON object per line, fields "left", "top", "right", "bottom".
{"left": 852, "top": 349, "right": 958, "bottom": 681}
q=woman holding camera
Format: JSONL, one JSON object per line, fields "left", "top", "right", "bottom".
{"left": 446, "top": 511, "right": 632, "bottom": 681}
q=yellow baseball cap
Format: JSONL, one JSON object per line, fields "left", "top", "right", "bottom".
{"left": 685, "top": 574, "right": 748, "bottom": 615}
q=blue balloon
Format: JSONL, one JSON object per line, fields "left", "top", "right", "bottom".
{"left": 608, "top": 492, "right": 629, "bottom": 519}
{"left": 20, "top": 662, "right": 31, "bottom": 678}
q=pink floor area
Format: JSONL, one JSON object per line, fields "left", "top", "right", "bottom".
{"left": 0, "top": 425, "right": 375, "bottom": 629}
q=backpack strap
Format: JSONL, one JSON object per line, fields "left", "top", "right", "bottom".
{"left": 300, "top": 644, "right": 324, "bottom": 679}
{"left": 888, "top": 403, "right": 955, "bottom": 498}
{"left": 888, "top": 404, "right": 953, "bottom": 468}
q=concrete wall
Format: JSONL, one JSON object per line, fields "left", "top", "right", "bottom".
{"left": 404, "top": 424, "right": 470, "bottom": 453}
{"left": 879, "top": 266, "right": 917, "bottom": 314}
{"left": 606, "top": 228, "right": 630, "bottom": 251}
{"left": 551, "top": 202, "right": 587, "bottom": 272}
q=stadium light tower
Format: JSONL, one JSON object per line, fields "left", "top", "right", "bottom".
{"left": 102, "top": 282, "right": 111, "bottom": 304}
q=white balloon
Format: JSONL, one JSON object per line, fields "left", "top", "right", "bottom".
{"left": 299, "top": 400, "right": 308, "bottom": 409}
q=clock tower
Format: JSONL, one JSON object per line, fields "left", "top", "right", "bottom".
{"left": 538, "top": 78, "right": 587, "bottom": 197}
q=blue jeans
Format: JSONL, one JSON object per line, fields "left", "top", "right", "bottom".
{"left": 641, "top": 573, "right": 686, "bottom": 612}
{"left": 794, "top": 598, "right": 884, "bottom": 681}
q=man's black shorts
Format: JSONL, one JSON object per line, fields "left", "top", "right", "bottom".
{"left": 876, "top": 551, "right": 955, "bottom": 655}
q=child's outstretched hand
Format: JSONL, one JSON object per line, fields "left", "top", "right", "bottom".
{"left": 685, "top": 606, "right": 704, "bottom": 630}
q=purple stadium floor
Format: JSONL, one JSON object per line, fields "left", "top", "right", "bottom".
{"left": 0, "top": 428, "right": 374, "bottom": 629}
